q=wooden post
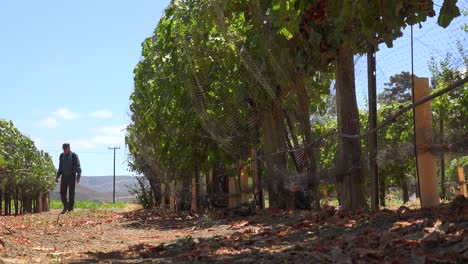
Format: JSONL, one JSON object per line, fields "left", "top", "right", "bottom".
{"left": 240, "top": 162, "right": 249, "bottom": 205}
{"left": 229, "top": 176, "right": 237, "bottom": 208}
{"left": 207, "top": 168, "right": 214, "bottom": 207}
{"left": 44, "top": 192, "right": 50, "bottom": 212}
{"left": 176, "top": 180, "right": 184, "bottom": 211}
{"left": 251, "top": 147, "right": 263, "bottom": 209}
{"left": 169, "top": 181, "right": 176, "bottom": 212}
{"left": 160, "top": 184, "right": 166, "bottom": 209}
{"left": 413, "top": 77, "right": 440, "bottom": 208}
{"left": 367, "top": 42, "right": 379, "bottom": 210}
{"left": 191, "top": 176, "right": 198, "bottom": 211}
{"left": 458, "top": 166, "right": 466, "bottom": 197}
{"left": 37, "top": 192, "right": 43, "bottom": 213}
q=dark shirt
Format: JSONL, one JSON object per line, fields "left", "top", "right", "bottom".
{"left": 57, "top": 152, "right": 82, "bottom": 180}
{"left": 61, "top": 153, "right": 73, "bottom": 177}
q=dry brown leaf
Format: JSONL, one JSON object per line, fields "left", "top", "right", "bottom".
{"left": 243, "top": 228, "right": 253, "bottom": 234}
{"left": 397, "top": 206, "right": 411, "bottom": 218}
{"left": 230, "top": 220, "right": 249, "bottom": 229}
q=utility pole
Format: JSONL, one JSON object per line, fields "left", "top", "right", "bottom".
{"left": 108, "top": 146, "right": 120, "bottom": 204}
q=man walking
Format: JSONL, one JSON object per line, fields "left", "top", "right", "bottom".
{"left": 56, "top": 143, "right": 82, "bottom": 214}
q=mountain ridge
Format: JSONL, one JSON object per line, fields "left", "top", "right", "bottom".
{"left": 52, "top": 176, "right": 138, "bottom": 203}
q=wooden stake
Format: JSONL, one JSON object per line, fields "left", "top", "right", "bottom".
{"left": 191, "top": 176, "right": 197, "bottom": 211}
{"left": 208, "top": 168, "right": 214, "bottom": 206}
{"left": 169, "top": 181, "right": 175, "bottom": 212}
{"left": 176, "top": 180, "right": 184, "bottom": 211}
{"left": 413, "top": 77, "right": 440, "bottom": 208}
{"left": 229, "top": 176, "right": 237, "bottom": 208}
{"left": 367, "top": 42, "right": 379, "bottom": 210}
{"left": 37, "top": 192, "right": 42, "bottom": 213}
{"left": 251, "top": 147, "right": 263, "bottom": 209}
{"left": 458, "top": 166, "right": 466, "bottom": 197}
{"left": 161, "top": 184, "right": 166, "bottom": 209}
{"left": 240, "top": 162, "right": 249, "bottom": 204}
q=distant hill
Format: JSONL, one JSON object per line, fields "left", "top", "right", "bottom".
{"left": 52, "top": 176, "right": 138, "bottom": 203}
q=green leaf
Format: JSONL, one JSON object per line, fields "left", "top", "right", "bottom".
{"left": 278, "top": 27, "right": 293, "bottom": 40}
{"left": 438, "top": 0, "right": 461, "bottom": 28}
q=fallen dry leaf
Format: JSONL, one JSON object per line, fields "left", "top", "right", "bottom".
{"left": 230, "top": 220, "right": 249, "bottom": 229}
{"left": 243, "top": 228, "right": 252, "bottom": 234}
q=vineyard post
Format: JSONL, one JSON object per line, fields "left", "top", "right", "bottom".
{"left": 240, "top": 162, "right": 249, "bottom": 205}
{"left": 367, "top": 42, "right": 379, "bottom": 210}
{"left": 413, "top": 77, "right": 439, "bottom": 208}
{"left": 458, "top": 166, "right": 466, "bottom": 197}
{"left": 160, "top": 183, "right": 166, "bottom": 209}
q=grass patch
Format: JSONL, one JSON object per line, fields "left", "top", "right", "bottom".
{"left": 50, "top": 200, "right": 127, "bottom": 210}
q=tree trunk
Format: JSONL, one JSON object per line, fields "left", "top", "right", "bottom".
{"left": 182, "top": 177, "right": 191, "bottom": 210}
{"left": 402, "top": 178, "right": 409, "bottom": 204}
{"left": 191, "top": 169, "right": 199, "bottom": 211}
{"left": 5, "top": 188, "right": 10, "bottom": 215}
{"left": 152, "top": 181, "right": 160, "bottom": 208}
{"left": 14, "top": 187, "right": 19, "bottom": 215}
{"left": 42, "top": 192, "right": 50, "bottom": 212}
{"left": 379, "top": 175, "right": 386, "bottom": 207}
{"left": 251, "top": 147, "right": 263, "bottom": 209}
{"left": 36, "top": 192, "right": 42, "bottom": 213}
{"left": 263, "top": 98, "right": 288, "bottom": 208}
{"left": 7, "top": 187, "right": 12, "bottom": 215}
{"left": 335, "top": 44, "right": 367, "bottom": 210}
{"left": 211, "top": 164, "right": 229, "bottom": 208}
{"left": 296, "top": 80, "right": 319, "bottom": 210}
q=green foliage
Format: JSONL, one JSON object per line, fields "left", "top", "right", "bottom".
{"left": 438, "top": 0, "right": 461, "bottom": 28}
{"left": 0, "top": 119, "right": 56, "bottom": 202}
{"left": 127, "top": 176, "right": 154, "bottom": 209}
{"left": 462, "top": 9, "right": 468, "bottom": 32}
{"left": 430, "top": 43, "right": 468, "bottom": 141}
{"left": 446, "top": 156, "right": 468, "bottom": 182}
{"left": 50, "top": 200, "right": 127, "bottom": 210}
{"left": 378, "top": 71, "right": 413, "bottom": 104}
{"left": 126, "top": 0, "right": 463, "bottom": 210}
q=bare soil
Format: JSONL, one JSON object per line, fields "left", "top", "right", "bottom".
{"left": 1, "top": 199, "right": 467, "bottom": 264}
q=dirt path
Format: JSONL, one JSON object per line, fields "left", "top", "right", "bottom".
{"left": 1, "top": 200, "right": 468, "bottom": 263}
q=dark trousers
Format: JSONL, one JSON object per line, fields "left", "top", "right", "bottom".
{"left": 60, "top": 176, "right": 76, "bottom": 210}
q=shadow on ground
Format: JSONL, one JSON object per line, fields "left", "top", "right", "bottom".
{"left": 73, "top": 198, "right": 468, "bottom": 263}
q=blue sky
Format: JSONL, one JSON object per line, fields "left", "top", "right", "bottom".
{"left": 0, "top": 1, "right": 465, "bottom": 176}
{"left": 355, "top": 1, "right": 467, "bottom": 107}
{"left": 0, "top": 0, "right": 171, "bottom": 176}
